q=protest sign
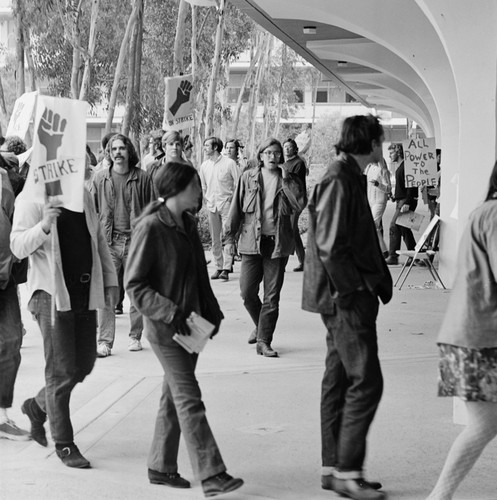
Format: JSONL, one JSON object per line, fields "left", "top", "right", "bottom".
{"left": 22, "top": 96, "right": 88, "bottom": 212}
{"left": 163, "top": 74, "right": 194, "bottom": 130}
{"left": 402, "top": 137, "right": 437, "bottom": 188}
{"left": 6, "top": 90, "right": 39, "bottom": 140}
{"left": 396, "top": 211, "right": 425, "bottom": 232}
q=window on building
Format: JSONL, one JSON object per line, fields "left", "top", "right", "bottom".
{"left": 345, "top": 93, "right": 358, "bottom": 103}
{"left": 293, "top": 89, "right": 304, "bottom": 103}
{"left": 315, "top": 89, "right": 328, "bottom": 103}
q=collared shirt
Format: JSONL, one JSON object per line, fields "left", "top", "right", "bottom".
{"left": 199, "top": 154, "right": 240, "bottom": 212}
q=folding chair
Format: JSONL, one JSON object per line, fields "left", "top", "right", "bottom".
{"left": 394, "top": 214, "right": 446, "bottom": 290}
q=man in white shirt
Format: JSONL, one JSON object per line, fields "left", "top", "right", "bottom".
{"left": 200, "top": 137, "right": 240, "bottom": 281}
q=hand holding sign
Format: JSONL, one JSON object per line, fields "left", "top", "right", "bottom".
{"left": 169, "top": 79, "right": 193, "bottom": 116}
{"left": 38, "top": 108, "right": 67, "bottom": 161}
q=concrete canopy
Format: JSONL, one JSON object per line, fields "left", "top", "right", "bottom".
{"left": 232, "top": 0, "right": 497, "bottom": 284}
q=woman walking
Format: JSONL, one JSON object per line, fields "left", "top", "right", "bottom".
{"left": 427, "top": 160, "right": 497, "bottom": 499}
{"left": 125, "top": 162, "right": 243, "bottom": 497}
{"left": 365, "top": 158, "right": 391, "bottom": 256}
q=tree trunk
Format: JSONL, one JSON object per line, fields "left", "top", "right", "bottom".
{"left": 231, "top": 34, "right": 263, "bottom": 138}
{"left": 132, "top": 1, "right": 144, "bottom": 141}
{"left": 79, "top": 0, "right": 100, "bottom": 101}
{"left": 204, "top": 0, "right": 225, "bottom": 138}
{"left": 122, "top": 6, "right": 140, "bottom": 136}
{"left": 0, "top": 72, "right": 7, "bottom": 134}
{"left": 105, "top": 1, "right": 140, "bottom": 134}
{"left": 247, "top": 32, "right": 269, "bottom": 157}
{"left": 190, "top": 4, "right": 197, "bottom": 77}
{"left": 173, "top": 0, "right": 188, "bottom": 75}
{"left": 272, "top": 44, "right": 286, "bottom": 137}
{"left": 14, "top": 0, "right": 25, "bottom": 98}
{"left": 23, "top": 26, "right": 37, "bottom": 91}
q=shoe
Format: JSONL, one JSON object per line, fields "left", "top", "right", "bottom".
{"left": 256, "top": 342, "right": 278, "bottom": 358}
{"left": 332, "top": 477, "right": 385, "bottom": 500}
{"left": 414, "top": 259, "right": 427, "bottom": 267}
{"left": 219, "top": 270, "right": 229, "bottom": 281}
{"left": 128, "top": 339, "right": 142, "bottom": 351}
{"left": 247, "top": 328, "right": 257, "bottom": 344}
{"left": 385, "top": 256, "right": 399, "bottom": 266}
{"left": 0, "top": 419, "right": 31, "bottom": 441}
{"left": 210, "top": 270, "right": 222, "bottom": 280}
{"left": 293, "top": 264, "right": 304, "bottom": 272}
{"left": 56, "top": 443, "right": 91, "bottom": 468}
{"left": 21, "top": 398, "right": 47, "bottom": 447}
{"left": 148, "top": 469, "right": 190, "bottom": 488}
{"left": 202, "top": 472, "right": 244, "bottom": 497}
{"left": 115, "top": 306, "right": 123, "bottom": 315}
{"left": 97, "top": 343, "right": 111, "bottom": 357}
{"left": 322, "top": 475, "right": 382, "bottom": 491}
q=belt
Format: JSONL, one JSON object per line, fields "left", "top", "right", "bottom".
{"left": 261, "top": 234, "right": 275, "bottom": 241}
{"left": 112, "top": 232, "right": 131, "bottom": 241}
{"left": 65, "top": 273, "right": 91, "bottom": 289}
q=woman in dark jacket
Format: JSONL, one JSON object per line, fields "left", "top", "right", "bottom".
{"left": 125, "top": 162, "right": 243, "bottom": 498}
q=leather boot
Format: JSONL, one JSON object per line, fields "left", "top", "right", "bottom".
{"left": 21, "top": 398, "right": 47, "bottom": 447}
{"left": 256, "top": 342, "right": 278, "bottom": 357}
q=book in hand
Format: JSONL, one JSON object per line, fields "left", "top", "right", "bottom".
{"left": 172, "top": 312, "right": 215, "bottom": 354}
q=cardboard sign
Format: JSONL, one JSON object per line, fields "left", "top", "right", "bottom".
{"left": 402, "top": 137, "right": 437, "bottom": 188}
{"left": 163, "top": 74, "right": 194, "bottom": 130}
{"left": 6, "top": 91, "right": 39, "bottom": 140}
{"left": 22, "top": 96, "right": 88, "bottom": 212}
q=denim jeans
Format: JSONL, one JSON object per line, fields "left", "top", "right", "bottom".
{"left": 0, "top": 281, "right": 22, "bottom": 409}
{"left": 29, "top": 290, "right": 97, "bottom": 444}
{"left": 148, "top": 336, "right": 226, "bottom": 481}
{"left": 320, "top": 291, "right": 383, "bottom": 476}
{"left": 239, "top": 237, "right": 288, "bottom": 345}
{"left": 98, "top": 233, "right": 143, "bottom": 347}
{"left": 292, "top": 213, "right": 305, "bottom": 266}
{"left": 208, "top": 207, "right": 233, "bottom": 271}
{"left": 388, "top": 200, "right": 417, "bottom": 258}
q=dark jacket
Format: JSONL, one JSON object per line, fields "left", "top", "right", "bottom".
{"left": 393, "top": 161, "right": 418, "bottom": 209}
{"left": 91, "top": 165, "right": 154, "bottom": 244}
{"left": 125, "top": 206, "right": 223, "bottom": 345}
{"left": 224, "top": 166, "right": 306, "bottom": 258}
{"left": 302, "top": 153, "right": 392, "bottom": 313}
{"left": 0, "top": 168, "right": 15, "bottom": 289}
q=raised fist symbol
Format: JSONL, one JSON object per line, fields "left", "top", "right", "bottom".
{"left": 169, "top": 80, "right": 193, "bottom": 116}
{"left": 37, "top": 107, "right": 67, "bottom": 161}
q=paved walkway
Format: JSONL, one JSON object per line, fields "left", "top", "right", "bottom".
{"left": 1, "top": 254, "right": 496, "bottom": 499}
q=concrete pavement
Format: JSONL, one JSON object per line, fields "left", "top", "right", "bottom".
{"left": 1, "top": 254, "right": 497, "bottom": 500}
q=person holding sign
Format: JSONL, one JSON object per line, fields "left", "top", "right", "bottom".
{"left": 385, "top": 143, "right": 418, "bottom": 266}
{"left": 125, "top": 162, "right": 243, "bottom": 497}
{"left": 427, "top": 160, "right": 497, "bottom": 499}
{"left": 10, "top": 153, "right": 118, "bottom": 468}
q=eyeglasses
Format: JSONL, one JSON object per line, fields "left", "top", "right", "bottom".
{"left": 263, "top": 151, "right": 281, "bottom": 157}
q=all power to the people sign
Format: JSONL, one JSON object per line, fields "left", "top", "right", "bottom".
{"left": 402, "top": 137, "right": 437, "bottom": 188}
{"left": 23, "top": 96, "right": 88, "bottom": 212}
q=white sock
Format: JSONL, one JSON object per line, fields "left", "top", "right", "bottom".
{"left": 0, "top": 407, "right": 8, "bottom": 424}
{"left": 322, "top": 466, "right": 335, "bottom": 476}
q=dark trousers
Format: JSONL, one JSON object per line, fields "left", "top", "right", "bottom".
{"left": 28, "top": 290, "right": 97, "bottom": 444}
{"left": 320, "top": 291, "right": 383, "bottom": 475}
{"left": 292, "top": 213, "right": 305, "bottom": 266}
{"left": 148, "top": 338, "right": 225, "bottom": 481}
{"left": 0, "top": 282, "right": 22, "bottom": 408}
{"left": 239, "top": 237, "right": 288, "bottom": 345}
{"left": 388, "top": 200, "right": 417, "bottom": 258}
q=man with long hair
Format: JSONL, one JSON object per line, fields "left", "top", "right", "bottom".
{"left": 91, "top": 134, "right": 154, "bottom": 356}
{"left": 303, "top": 115, "right": 392, "bottom": 500}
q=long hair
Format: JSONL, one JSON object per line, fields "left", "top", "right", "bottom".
{"left": 106, "top": 133, "right": 139, "bottom": 168}
{"left": 485, "top": 160, "right": 497, "bottom": 201}
{"left": 136, "top": 162, "right": 199, "bottom": 223}
{"left": 335, "top": 114, "right": 384, "bottom": 155}
{"left": 256, "top": 137, "right": 284, "bottom": 166}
